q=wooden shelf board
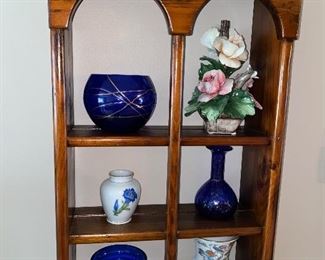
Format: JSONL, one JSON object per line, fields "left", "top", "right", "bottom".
{"left": 177, "top": 204, "right": 262, "bottom": 239}
{"left": 67, "top": 125, "right": 169, "bottom": 147}
{"left": 67, "top": 125, "right": 270, "bottom": 147}
{"left": 69, "top": 204, "right": 262, "bottom": 244}
{"left": 69, "top": 205, "right": 166, "bottom": 244}
{"left": 181, "top": 126, "right": 270, "bottom": 146}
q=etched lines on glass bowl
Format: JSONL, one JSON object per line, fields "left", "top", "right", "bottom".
{"left": 83, "top": 74, "right": 157, "bottom": 132}
{"left": 90, "top": 88, "right": 154, "bottom": 119}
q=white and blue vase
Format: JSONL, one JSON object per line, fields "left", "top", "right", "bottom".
{"left": 100, "top": 169, "right": 141, "bottom": 225}
{"left": 84, "top": 74, "right": 157, "bottom": 133}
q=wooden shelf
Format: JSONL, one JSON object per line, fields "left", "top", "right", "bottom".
{"left": 177, "top": 204, "right": 262, "bottom": 238}
{"left": 69, "top": 204, "right": 261, "bottom": 244}
{"left": 67, "top": 125, "right": 270, "bottom": 147}
{"left": 181, "top": 126, "right": 270, "bottom": 146}
{"left": 68, "top": 125, "right": 169, "bottom": 147}
{"left": 69, "top": 205, "right": 166, "bottom": 244}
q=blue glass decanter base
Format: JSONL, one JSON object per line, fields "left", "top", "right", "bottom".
{"left": 195, "top": 146, "right": 238, "bottom": 219}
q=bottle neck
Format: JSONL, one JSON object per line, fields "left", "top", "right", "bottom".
{"left": 209, "top": 146, "right": 232, "bottom": 181}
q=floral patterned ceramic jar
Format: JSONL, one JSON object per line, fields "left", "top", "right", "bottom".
{"left": 100, "top": 169, "right": 141, "bottom": 225}
{"left": 194, "top": 236, "right": 238, "bottom": 260}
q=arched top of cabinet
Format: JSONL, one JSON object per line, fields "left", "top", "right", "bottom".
{"left": 260, "top": 0, "right": 302, "bottom": 40}
{"left": 154, "top": 0, "right": 210, "bottom": 35}
{"left": 48, "top": 0, "right": 302, "bottom": 39}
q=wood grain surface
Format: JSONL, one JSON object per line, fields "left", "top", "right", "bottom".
{"left": 69, "top": 204, "right": 262, "bottom": 244}
{"left": 67, "top": 125, "right": 270, "bottom": 147}
{"left": 51, "top": 29, "right": 76, "bottom": 260}
{"left": 165, "top": 35, "right": 185, "bottom": 260}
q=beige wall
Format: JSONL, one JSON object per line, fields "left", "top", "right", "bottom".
{"left": 0, "top": 1, "right": 56, "bottom": 260}
{"left": 274, "top": 1, "right": 325, "bottom": 259}
{"left": 0, "top": 0, "right": 324, "bottom": 260}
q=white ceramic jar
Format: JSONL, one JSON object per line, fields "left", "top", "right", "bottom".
{"left": 100, "top": 169, "right": 141, "bottom": 225}
{"left": 194, "top": 236, "right": 238, "bottom": 260}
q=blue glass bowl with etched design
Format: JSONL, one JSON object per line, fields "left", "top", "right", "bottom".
{"left": 84, "top": 74, "right": 157, "bottom": 133}
{"left": 91, "top": 244, "right": 147, "bottom": 260}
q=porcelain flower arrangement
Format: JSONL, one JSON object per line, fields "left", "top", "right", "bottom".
{"left": 185, "top": 20, "right": 262, "bottom": 134}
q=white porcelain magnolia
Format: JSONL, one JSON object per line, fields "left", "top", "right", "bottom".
{"left": 200, "top": 27, "right": 220, "bottom": 50}
{"left": 100, "top": 169, "right": 141, "bottom": 225}
{"left": 213, "top": 28, "right": 248, "bottom": 68}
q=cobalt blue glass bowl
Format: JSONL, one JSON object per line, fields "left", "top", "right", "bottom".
{"left": 83, "top": 74, "right": 157, "bottom": 133}
{"left": 91, "top": 244, "right": 147, "bottom": 260}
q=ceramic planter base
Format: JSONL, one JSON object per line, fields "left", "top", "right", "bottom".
{"left": 204, "top": 118, "right": 242, "bottom": 135}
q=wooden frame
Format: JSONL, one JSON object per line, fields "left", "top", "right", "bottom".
{"left": 48, "top": 0, "right": 302, "bottom": 259}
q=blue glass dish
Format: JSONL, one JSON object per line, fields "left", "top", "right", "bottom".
{"left": 83, "top": 74, "right": 157, "bottom": 133}
{"left": 91, "top": 244, "right": 147, "bottom": 260}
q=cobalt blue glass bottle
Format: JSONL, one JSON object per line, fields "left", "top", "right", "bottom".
{"left": 195, "top": 146, "right": 238, "bottom": 219}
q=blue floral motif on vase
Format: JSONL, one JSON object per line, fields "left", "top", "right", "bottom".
{"left": 195, "top": 146, "right": 238, "bottom": 219}
{"left": 113, "top": 188, "right": 138, "bottom": 216}
{"left": 83, "top": 74, "right": 157, "bottom": 133}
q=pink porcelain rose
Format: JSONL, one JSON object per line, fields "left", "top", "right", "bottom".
{"left": 197, "top": 70, "right": 233, "bottom": 102}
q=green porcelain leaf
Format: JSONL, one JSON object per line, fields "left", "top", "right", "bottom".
{"left": 185, "top": 88, "right": 201, "bottom": 117}
{"left": 184, "top": 102, "right": 201, "bottom": 117}
{"left": 198, "top": 56, "right": 224, "bottom": 79}
{"left": 199, "top": 95, "right": 229, "bottom": 121}
{"left": 223, "top": 89, "right": 256, "bottom": 119}
{"left": 198, "top": 56, "right": 238, "bottom": 78}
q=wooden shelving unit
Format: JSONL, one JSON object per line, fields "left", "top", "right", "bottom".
{"left": 48, "top": 0, "right": 302, "bottom": 259}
